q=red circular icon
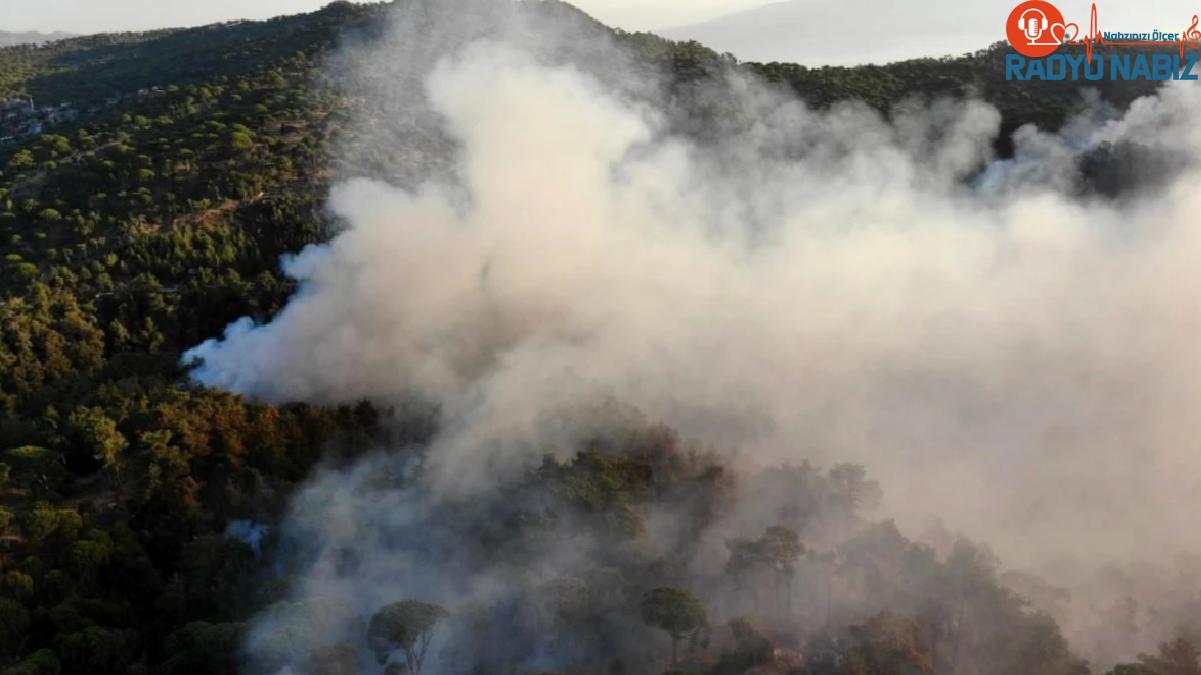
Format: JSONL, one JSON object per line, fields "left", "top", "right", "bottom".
{"left": 1007, "top": 0, "right": 1067, "bottom": 57}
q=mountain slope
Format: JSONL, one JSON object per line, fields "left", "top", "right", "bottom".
{"left": 661, "top": 0, "right": 999, "bottom": 65}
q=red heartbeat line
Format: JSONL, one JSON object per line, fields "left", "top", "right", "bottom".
{"left": 1065, "top": 3, "right": 1201, "bottom": 62}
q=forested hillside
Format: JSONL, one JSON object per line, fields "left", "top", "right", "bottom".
{"left": 0, "top": 1, "right": 1186, "bottom": 674}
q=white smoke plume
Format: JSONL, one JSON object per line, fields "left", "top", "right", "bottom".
{"left": 185, "top": 1, "right": 1201, "bottom": 670}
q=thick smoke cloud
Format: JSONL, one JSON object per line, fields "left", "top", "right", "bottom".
{"left": 184, "top": 1, "right": 1201, "bottom": 670}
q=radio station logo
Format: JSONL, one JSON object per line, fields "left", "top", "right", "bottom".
{"left": 1007, "top": 0, "right": 1073, "bottom": 58}
{"left": 1004, "top": 2, "right": 1201, "bottom": 80}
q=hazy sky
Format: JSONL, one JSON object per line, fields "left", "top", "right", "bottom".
{"left": 3, "top": 0, "right": 1199, "bottom": 64}
{"left": 6, "top": 0, "right": 775, "bottom": 33}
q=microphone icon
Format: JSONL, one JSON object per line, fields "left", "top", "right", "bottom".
{"left": 1008, "top": 1, "right": 1067, "bottom": 55}
{"left": 1019, "top": 8, "right": 1050, "bottom": 41}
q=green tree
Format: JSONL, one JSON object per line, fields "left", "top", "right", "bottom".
{"left": 828, "top": 463, "right": 882, "bottom": 512}
{"left": 1130, "top": 638, "right": 1201, "bottom": 675}
{"left": 641, "top": 587, "right": 708, "bottom": 664}
{"left": 68, "top": 407, "right": 128, "bottom": 482}
{"left": 7, "top": 149, "right": 34, "bottom": 170}
{"left": 0, "top": 286, "right": 105, "bottom": 413}
{"left": 230, "top": 131, "right": 254, "bottom": 153}
{"left": 1109, "top": 666, "right": 1159, "bottom": 675}
{"left": 2, "top": 649, "right": 61, "bottom": 675}
{"left": 712, "top": 617, "right": 773, "bottom": 673}
{"left": 0, "top": 598, "right": 31, "bottom": 652}
{"left": 23, "top": 501, "right": 82, "bottom": 545}
{"left": 51, "top": 625, "right": 138, "bottom": 675}
{"left": 804, "top": 612, "right": 932, "bottom": 675}
{"left": 366, "top": 600, "right": 448, "bottom": 675}
{"left": 158, "top": 622, "right": 243, "bottom": 675}
{"left": 761, "top": 525, "right": 804, "bottom": 608}
{"left": 725, "top": 525, "right": 805, "bottom": 613}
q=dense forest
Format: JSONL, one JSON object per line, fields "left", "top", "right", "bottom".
{"left": 0, "top": 1, "right": 1192, "bottom": 674}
